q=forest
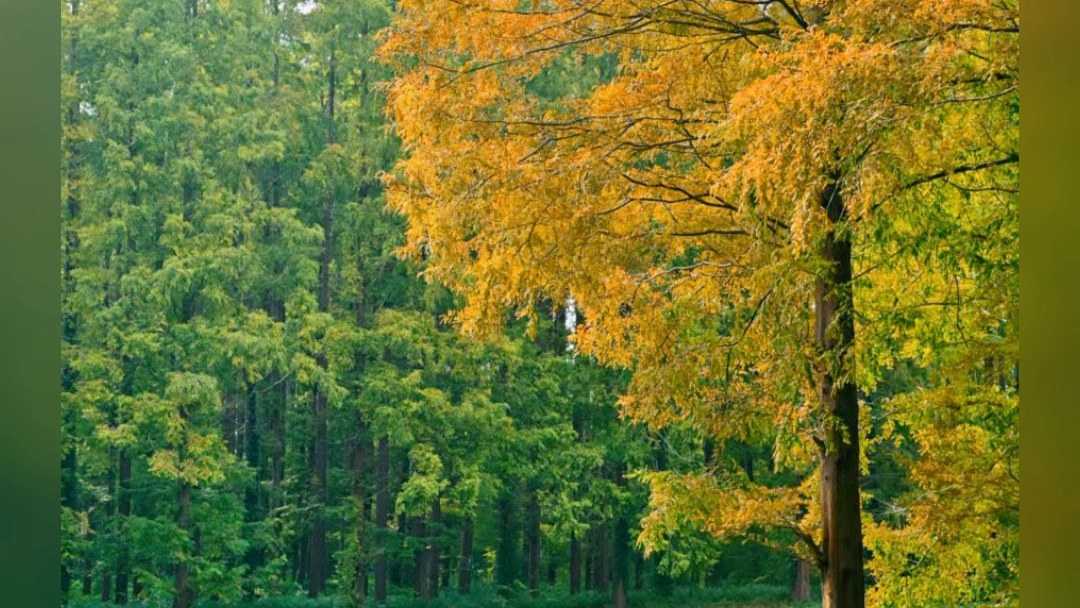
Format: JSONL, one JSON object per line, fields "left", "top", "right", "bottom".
{"left": 59, "top": 2, "right": 1019, "bottom": 608}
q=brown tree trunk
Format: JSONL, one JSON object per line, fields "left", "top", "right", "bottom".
{"left": 374, "top": 437, "right": 390, "bottom": 604}
{"left": 496, "top": 493, "right": 519, "bottom": 587}
{"left": 633, "top": 552, "right": 644, "bottom": 591}
{"left": 352, "top": 412, "right": 369, "bottom": 608}
{"left": 595, "top": 523, "right": 610, "bottom": 591}
{"left": 569, "top": 531, "right": 582, "bottom": 595}
{"left": 584, "top": 527, "right": 595, "bottom": 591}
{"left": 612, "top": 467, "right": 630, "bottom": 608}
{"left": 270, "top": 373, "right": 285, "bottom": 511}
{"left": 307, "top": 51, "right": 336, "bottom": 597}
{"left": 102, "top": 458, "right": 114, "bottom": 603}
{"left": 174, "top": 482, "right": 195, "bottom": 608}
{"left": 115, "top": 452, "right": 132, "bottom": 604}
{"left": 307, "top": 382, "right": 329, "bottom": 597}
{"left": 815, "top": 182, "right": 865, "bottom": 608}
{"left": 526, "top": 491, "right": 541, "bottom": 598}
{"left": 428, "top": 498, "right": 442, "bottom": 599}
{"left": 411, "top": 516, "right": 429, "bottom": 598}
{"left": 793, "top": 557, "right": 812, "bottom": 602}
{"left": 458, "top": 518, "right": 474, "bottom": 593}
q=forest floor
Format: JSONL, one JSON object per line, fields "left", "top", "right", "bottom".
{"left": 66, "top": 584, "right": 818, "bottom": 608}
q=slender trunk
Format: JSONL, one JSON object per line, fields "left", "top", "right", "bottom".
{"left": 307, "top": 50, "right": 337, "bottom": 599}
{"left": 174, "top": 482, "right": 195, "bottom": 608}
{"left": 352, "top": 412, "right": 368, "bottom": 608}
{"left": 308, "top": 382, "right": 329, "bottom": 597}
{"left": 594, "top": 523, "right": 610, "bottom": 591}
{"left": 613, "top": 533, "right": 629, "bottom": 607}
{"left": 633, "top": 552, "right": 644, "bottom": 591}
{"left": 352, "top": 272, "right": 369, "bottom": 606}
{"left": 410, "top": 516, "right": 428, "bottom": 598}
{"left": 270, "top": 362, "right": 285, "bottom": 512}
{"left": 115, "top": 452, "right": 132, "bottom": 604}
{"left": 496, "top": 493, "right": 519, "bottom": 587}
{"left": 101, "top": 458, "right": 114, "bottom": 603}
{"left": 612, "top": 466, "right": 629, "bottom": 608}
{"left": 374, "top": 437, "right": 390, "bottom": 604}
{"left": 569, "top": 531, "right": 582, "bottom": 595}
{"left": 815, "top": 182, "right": 865, "bottom": 608}
{"left": 244, "top": 387, "right": 264, "bottom": 581}
{"left": 458, "top": 518, "right": 474, "bottom": 594}
{"left": 245, "top": 388, "right": 260, "bottom": 514}
{"left": 793, "top": 557, "right": 812, "bottom": 602}
{"left": 584, "top": 527, "right": 595, "bottom": 591}
{"left": 613, "top": 580, "right": 628, "bottom": 608}
{"left": 394, "top": 511, "right": 408, "bottom": 587}
{"left": 427, "top": 498, "right": 442, "bottom": 598}
{"left": 527, "top": 491, "right": 541, "bottom": 597}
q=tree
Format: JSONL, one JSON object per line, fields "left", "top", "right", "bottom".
{"left": 382, "top": 2, "right": 1018, "bottom": 607}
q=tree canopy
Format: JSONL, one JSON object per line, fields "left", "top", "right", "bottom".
{"left": 61, "top": 1, "right": 1019, "bottom": 608}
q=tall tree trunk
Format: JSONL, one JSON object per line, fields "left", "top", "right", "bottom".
{"left": 584, "top": 527, "right": 595, "bottom": 591}
{"left": 350, "top": 268, "right": 369, "bottom": 607}
{"left": 458, "top": 518, "right": 474, "bottom": 594}
{"left": 244, "top": 387, "right": 264, "bottom": 583}
{"left": 174, "top": 482, "right": 195, "bottom": 608}
{"left": 633, "top": 552, "right": 644, "bottom": 591}
{"left": 593, "top": 523, "right": 610, "bottom": 591}
{"left": 569, "top": 531, "right": 582, "bottom": 595}
{"left": 245, "top": 388, "right": 260, "bottom": 515}
{"left": 793, "top": 557, "right": 812, "bottom": 602}
{"left": 496, "top": 493, "right": 519, "bottom": 588}
{"left": 115, "top": 452, "right": 132, "bottom": 604}
{"left": 101, "top": 457, "right": 114, "bottom": 603}
{"left": 308, "top": 382, "right": 329, "bottom": 597}
{"left": 612, "top": 466, "right": 629, "bottom": 608}
{"left": 374, "top": 437, "right": 390, "bottom": 604}
{"left": 526, "top": 491, "right": 541, "bottom": 598}
{"left": 410, "top": 516, "right": 429, "bottom": 598}
{"left": 308, "top": 57, "right": 336, "bottom": 597}
{"left": 427, "top": 498, "right": 442, "bottom": 599}
{"left": 815, "top": 182, "right": 865, "bottom": 608}
{"left": 394, "top": 512, "right": 408, "bottom": 587}
{"left": 351, "top": 412, "right": 369, "bottom": 608}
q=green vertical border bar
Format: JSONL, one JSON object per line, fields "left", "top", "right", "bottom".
{"left": 1026, "top": 0, "right": 1080, "bottom": 606}
{"left": 0, "top": 0, "right": 60, "bottom": 605}
{"left": 0, "top": 1, "right": 1073, "bottom": 606}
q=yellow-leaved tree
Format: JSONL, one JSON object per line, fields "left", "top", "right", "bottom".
{"left": 381, "top": 1, "right": 1018, "bottom": 606}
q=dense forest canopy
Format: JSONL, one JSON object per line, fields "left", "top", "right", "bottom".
{"left": 60, "top": 2, "right": 1018, "bottom": 608}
